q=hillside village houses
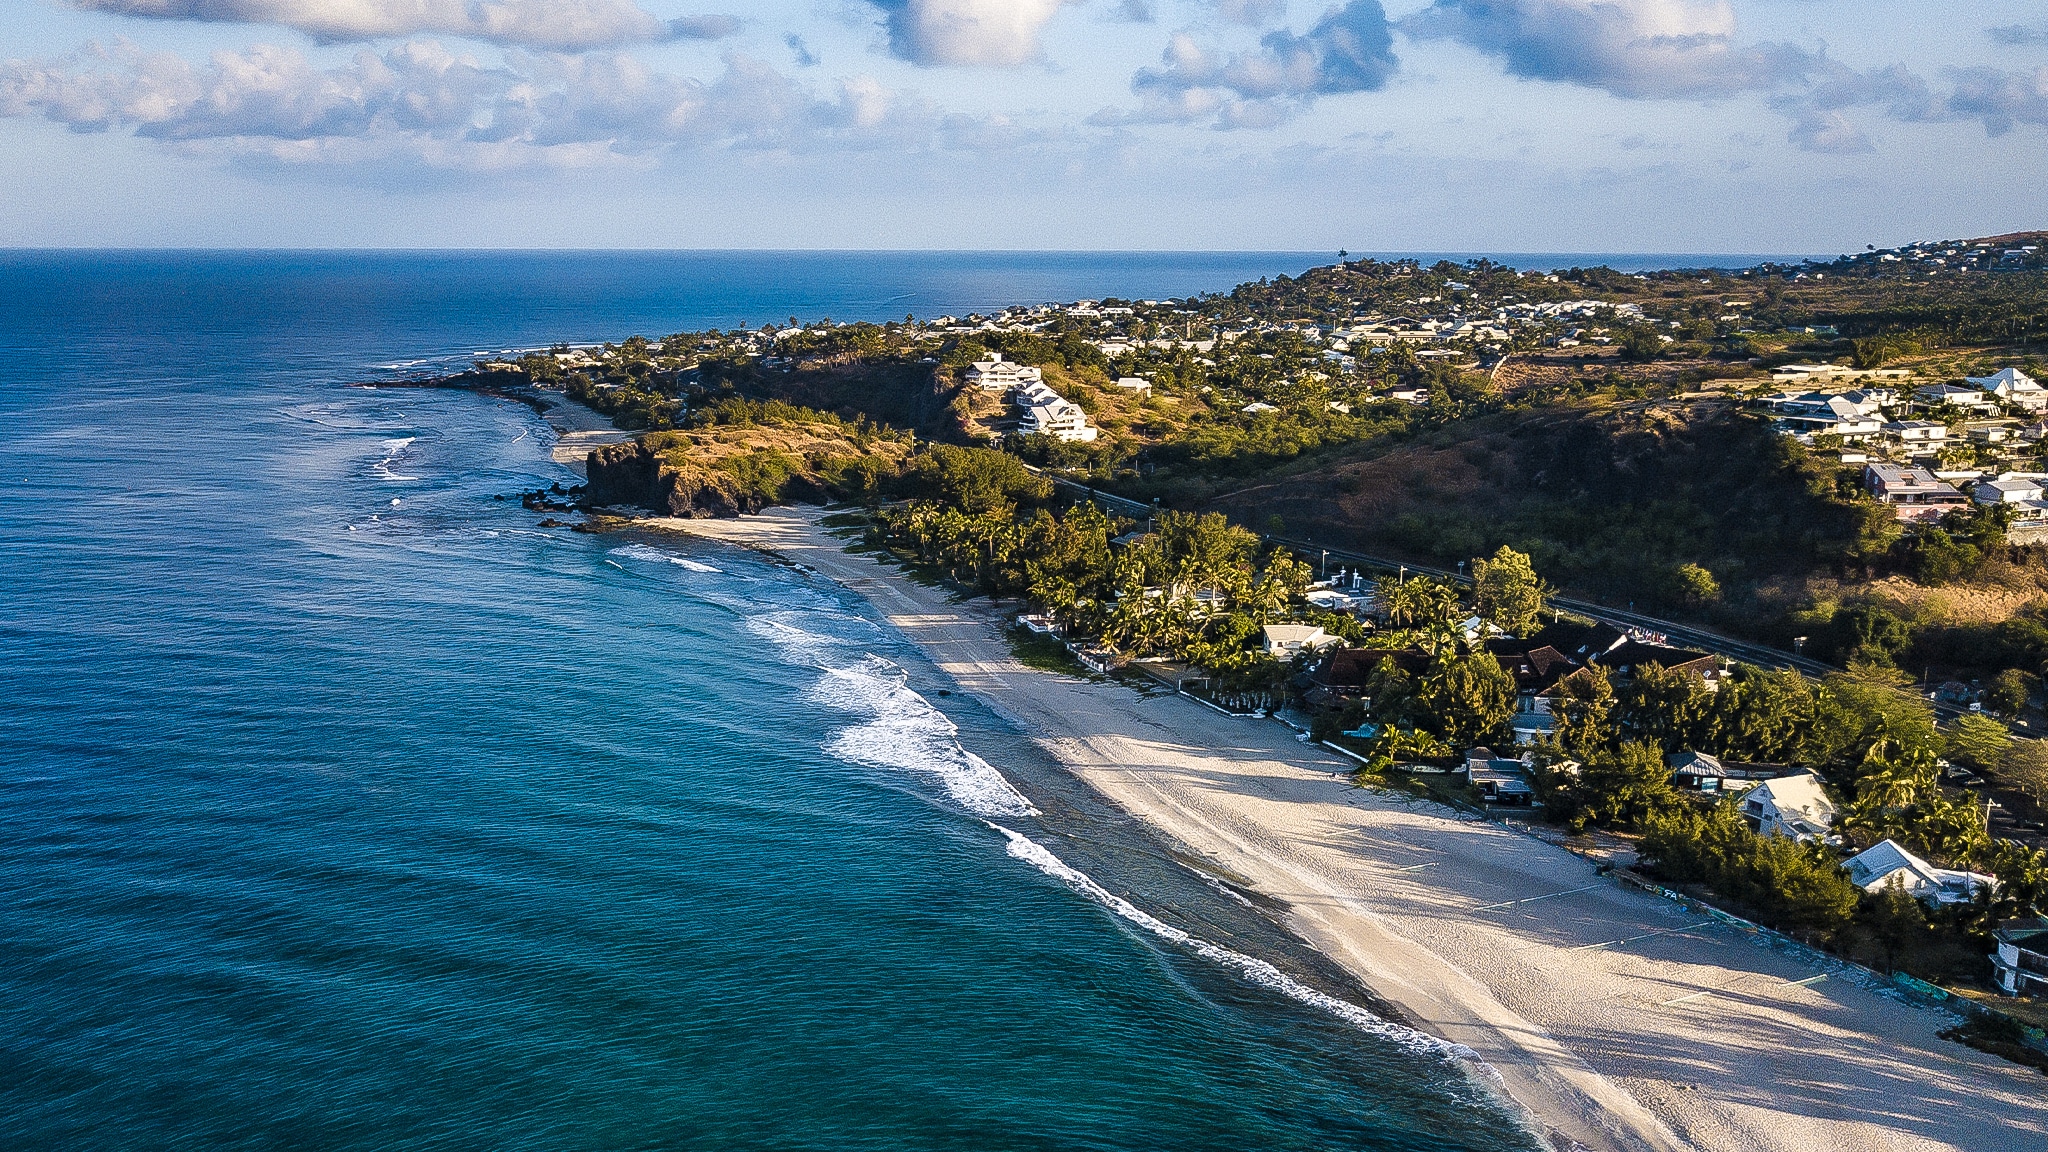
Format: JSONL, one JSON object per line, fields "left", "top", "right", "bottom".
{"left": 1863, "top": 463, "right": 1972, "bottom": 521}
{"left": 1968, "top": 367, "right": 2047, "bottom": 409}
{"left": 1914, "top": 382, "right": 1994, "bottom": 409}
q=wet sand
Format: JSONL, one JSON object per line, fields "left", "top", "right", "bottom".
{"left": 658, "top": 504, "right": 2048, "bottom": 1152}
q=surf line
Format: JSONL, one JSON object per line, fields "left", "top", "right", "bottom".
{"left": 987, "top": 822, "right": 1468, "bottom": 1059}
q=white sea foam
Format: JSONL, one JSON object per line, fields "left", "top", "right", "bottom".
{"left": 372, "top": 436, "right": 420, "bottom": 482}
{"left": 743, "top": 611, "right": 864, "bottom": 665}
{"left": 812, "top": 655, "right": 1037, "bottom": 819}
{"left": 990, "top": 822, "right": 1470, "bottom": 1059}
{"left": 609, "top": 543, "right": 722, "bottom": 573}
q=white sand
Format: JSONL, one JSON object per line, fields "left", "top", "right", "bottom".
{"left": 529, "top": 391, "right": 632, "bottom": 474}
{"left": 659, "top": 505, "right": 2048, "bottom": 1152}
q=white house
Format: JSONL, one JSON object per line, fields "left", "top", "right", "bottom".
{"left": 1968, "top": 367, "right": 2047, "bottom": 411}
{"left": 966, "top": 352, "right": 1043, "bottom": 390}
{"left": 1115, "top": 377, "right": 1153, "bottom": 395}
{"left": 1883, "top": 420, "right": 1947, "bottom": 445}
{"left": 1776, "top": 394, "right": 1883, "bottom": 438}
{"left": 1740, "top": 773, "right": 1837, "bottom": 841}
{"left": 1844, "top": 839, "right": 1995, "bottom": 906}
{"left": 1260, "top": 624, "right": 1339, "bottom": 659}
{"left": 1916, "top": 383, "right": 1993, "bottom": 409}
{"left": 1975, "top": 477, "right": 2045, "bottom": 504}
{"left": 1020, "top": 399, "right": 1099, "bottom": 443}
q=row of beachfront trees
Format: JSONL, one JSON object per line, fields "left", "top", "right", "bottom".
{"left": 878, "top": 490, "right": 1336, "bottom": 685}
{"left": 865, "top": 459, "right": 2048, "bottom": 969}
{"left": 1328, "top": 568, "right": 2048, "bottom": 971}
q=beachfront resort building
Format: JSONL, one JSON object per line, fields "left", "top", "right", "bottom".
{"left": 1844, "top": 839, "right": 1995, "bottom": 906}
{"left": 1741, "top": 773, "right": 1838, "bottom": 841}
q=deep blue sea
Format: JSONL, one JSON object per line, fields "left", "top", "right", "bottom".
{"left": 0, "top": 251, "right": 1585, "bottom": 1151}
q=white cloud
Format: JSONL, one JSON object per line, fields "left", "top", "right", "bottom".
{"left": 1210, "top": 0, "right": 1285, "bottom": 26}
{"left": 1403, "top": 0, "right": 1815, "bottom": 100}
{"left": 1786, "top": 109, "right": 1870, "bottom": 154}
{"left": 1943, "top": 65, "right": 2048, "bottom": 136}
{"left": 1771, "top": 61, "right": 2048, "bottom": 151}
{"left": 1102, "top": 0, "right": 1396, "bottom": 128}
{"left": 869, "top": 0, "right": 1074, "bottom": 67}
{"left": 0, "top": 38, "right": 1021, "bottom": 169}
{"left": 68, "top": 0, "right": 742, "bottom": 51}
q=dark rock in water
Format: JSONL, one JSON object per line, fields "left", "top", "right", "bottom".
{"left": 521, "top": 489, "right": 577, "bottom": 512}
{"left": 537, "top": 518, "right": 570, "bottom": 528}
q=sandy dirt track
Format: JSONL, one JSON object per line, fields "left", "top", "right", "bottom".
{"left": 661, "top": 505, "right": 2048, "bottom": 1152}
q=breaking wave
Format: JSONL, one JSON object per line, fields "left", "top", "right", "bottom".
{"left": 813, "top": 655, "right": 1037, "bottom": 819}
{"left": 991, "top": 823, "right": 1470, "bottom": 1059}
{"left": 609, "top": 543, "right": 720, "bottom": 573}
{"left": 372, "top": 437, "right": 420, "bottom": 482}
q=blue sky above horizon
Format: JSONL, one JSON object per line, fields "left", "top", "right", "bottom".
{"left": 1, "top": 1, "right": 2044, "bottom": 251}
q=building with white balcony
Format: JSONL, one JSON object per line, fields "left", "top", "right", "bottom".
{"left": 966, "top": 352, "right": 1042, "bottom": 391}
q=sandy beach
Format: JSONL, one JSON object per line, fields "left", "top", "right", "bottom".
{"left": 531, "top": 391, "right": 633, "bottom": 474}
{"left": 656, "top": 504, "right": 2048, "bottom": 1152}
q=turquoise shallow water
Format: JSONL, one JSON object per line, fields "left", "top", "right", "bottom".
{"left": 0, "top": 252, "right": 1540, "bottom": 1151}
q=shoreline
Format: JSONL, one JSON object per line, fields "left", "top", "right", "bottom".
{"left": 366, "top": 377, "right": 632, "bottom": 475}
{"left": 529, "top": 390, "right": 634, "bottom": 475}
{"left": 647, "top": 502, "right": 2048, "bottom": 1147}
{"left": 647, "top": 503, "right": 2048, "bottom": 1152}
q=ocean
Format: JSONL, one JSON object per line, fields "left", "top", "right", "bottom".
{"left": 0, "top": 250, "right": 1584, "bottom": 1151}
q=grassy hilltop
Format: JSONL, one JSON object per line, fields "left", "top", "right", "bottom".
{"left": 501, "top": 232, "right": 2048, "bottom": 680}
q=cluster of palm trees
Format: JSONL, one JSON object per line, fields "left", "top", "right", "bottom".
{"left": 879, "top": 502, "right": 1318, "bottom": 683}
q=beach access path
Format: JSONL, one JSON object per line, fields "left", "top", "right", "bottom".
{"left": 659, "top": 504, "right": 2048, "bottom": 1152}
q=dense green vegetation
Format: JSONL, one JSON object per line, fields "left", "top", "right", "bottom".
{"left": 510, "top": 237, "right": 2048, "bottom": 995}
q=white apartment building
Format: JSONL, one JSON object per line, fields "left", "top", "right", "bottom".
{"left": 1020, "top": 398, "right": 1099, "bottom": 442}
{"left": 966, "top": 352, "right": 1043, "bottom": 391}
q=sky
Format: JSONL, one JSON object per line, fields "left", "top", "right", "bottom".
{"left": 1, "top": 1, "right": 2045, "bottom": 251}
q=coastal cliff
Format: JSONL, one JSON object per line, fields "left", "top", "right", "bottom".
{"left": 583, "top": 415, "right": 910, "bottom": 519}
{"left": 584, "top": 439, "right": 811, "bottom": 517}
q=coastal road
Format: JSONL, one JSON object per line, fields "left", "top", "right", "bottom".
{"left": 1044, "top": 473, "right": 1834, "bottom": 674}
